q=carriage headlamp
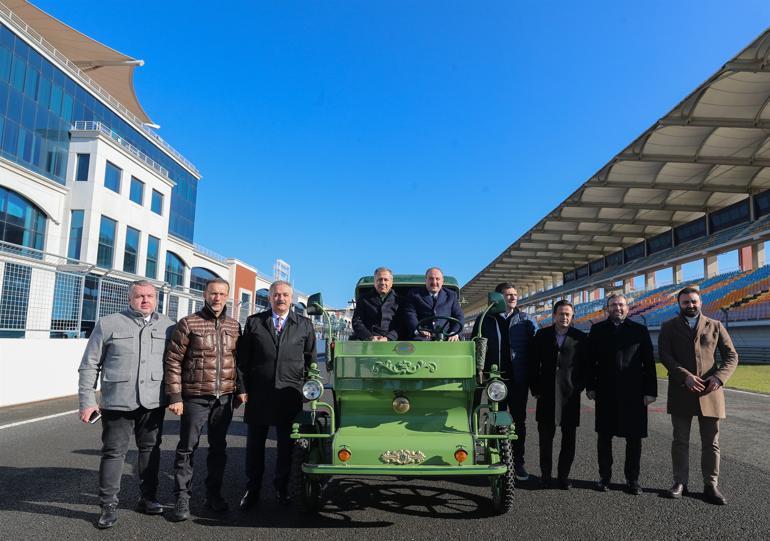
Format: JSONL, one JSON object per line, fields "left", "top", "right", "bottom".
{"left": 486, "top": 380, "right": 508, "bottom": 402}
{"left": 302, "top": 379, "right": 323, "bottom": 401}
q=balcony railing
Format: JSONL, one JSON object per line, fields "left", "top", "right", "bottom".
{"left": 72, "top": 121, "right": 170, "bottom": 180}
{"left": 0, "top": 1, "right": 200, "bottom": 177}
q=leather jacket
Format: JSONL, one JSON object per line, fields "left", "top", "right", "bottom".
{"left": 164, "top": 305, "right": 241, "bottom": 403}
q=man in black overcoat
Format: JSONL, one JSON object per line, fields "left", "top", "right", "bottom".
{"left": 529, "top": 299, "right": 588, "bottom": 489}
{"left": 236, "top": 280, "right": 316, "bottom": 510}
{"left": 351, "top": 267, "right": 399, "bottom": 341}
{"left": 586, "top": 293, "right": 657, "bottom": 495}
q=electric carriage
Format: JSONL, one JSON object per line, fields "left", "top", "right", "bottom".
{"left": 290, "top": 275, "right": 517, "bottom": 514}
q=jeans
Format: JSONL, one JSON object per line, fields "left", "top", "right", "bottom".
{"left": 99, "top": 407, "right": 165, "bottom": 505}
{"left": 173, "top": 394, "right": 233, "bottom": 499}
{"left": 506, "top": 382, "right": 529, "bottom": 466}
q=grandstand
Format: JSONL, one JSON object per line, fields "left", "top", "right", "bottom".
{"left": 461, "top": 27, "right": 770, "bottom": 363}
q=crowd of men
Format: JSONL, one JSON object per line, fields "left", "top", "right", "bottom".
{"left": 77, "top": 267, "right": 739, "bottom": 530}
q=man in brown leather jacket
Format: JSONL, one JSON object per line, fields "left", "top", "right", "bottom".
{"left": 164, "top": 277, "right": 245, "bottom": 521}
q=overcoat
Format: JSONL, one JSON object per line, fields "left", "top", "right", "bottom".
{"left": 351, "top": 289, "right": 399, "bottom": 341}
{"left": 236, "top": 310, "right": 316, "bottom": 425}
{"left": 587, "top": 318, "right": 657, "bottom": 438}
{"left": 658, "top": 314, "right": 738, "bottom": 419}
{"left": 529, "top": 325, "right": 588, "bottom": 427}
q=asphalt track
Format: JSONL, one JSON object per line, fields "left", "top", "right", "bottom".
{"left": 1, "top": 380, "right": 768, "bottom": 540}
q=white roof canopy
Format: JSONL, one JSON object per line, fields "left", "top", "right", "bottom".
{"left": 462, "top": 27, "right": 770, "bottom": 307}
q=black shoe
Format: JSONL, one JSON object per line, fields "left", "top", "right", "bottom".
{"left": 277, "top": 491, "right": 291, "bottom": 506}
{"left": 204, "top": 494, "right": 229, "bottom": 513}
{"left": 136, "top": 497, "right": 164, "bottom": 515}
{"left": 168, "top": 497, "right": 190, "bottom": 522}
{"left": 704, "top": 485, "right": 727, "bottom": 505}
{"left": 240, "top": 490, "right": 259, "bottom": 512}
{"left": 97, "top": 503, "right": 118, "bottom": 529}
{"left": 557, "top": 478, "right": 571, "bottom": 490}
{"left": 539, "top": 475, "right": 552, "bottom": 489}
{"left": 626, "top": 480, "right": 642, "bottom": 495}
{"left": 667, "top": 483, "right": 688, "bottom": 499}
{"left": 596, "top": 479, "right": 610, "bottom": 492}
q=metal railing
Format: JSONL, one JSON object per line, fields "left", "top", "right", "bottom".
{"left": 0, "top": 1, "right": 200, "bottom": 177}
{"left": 192, "top": 244, "right": 229, "bottom": 265}
{"left": 72, "top": 121, "right": 171, "bottom": 180}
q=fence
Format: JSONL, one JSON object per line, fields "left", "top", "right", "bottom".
{"left": 0, "top": 241, "right": 237, "bottom": 338}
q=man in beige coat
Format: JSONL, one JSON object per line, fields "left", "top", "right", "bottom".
{"left": 659, "top": 286, "right": 738, "bottom": 505}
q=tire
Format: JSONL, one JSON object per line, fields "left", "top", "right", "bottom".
{"left": 290, "top": 438, "right": 324, "bottom": 513}
{"left": 490, "top": 426, "right": 515, "bottom": 514}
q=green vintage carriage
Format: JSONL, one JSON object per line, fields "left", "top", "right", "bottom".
{"left": 290, "top": 275, "right": 517, "bottom": 514}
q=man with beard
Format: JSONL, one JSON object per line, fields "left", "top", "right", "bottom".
{"left": 659, "top": 287, "right": 738, "bottom": 505}
{"left": 471, "top": 281, "right": 536, "bottom": 481}
{"left": 529, "top": 300, "right": 588, "bottom": 489}
{"left": 586, "top": 293, "right": 656, "bottom": 495}
{"left": 351, "top": 267, "right": 399, "bottom": 341}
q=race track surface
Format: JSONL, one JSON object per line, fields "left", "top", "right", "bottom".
{"left": 1, "top": 380, "right": 768, "bottom": 540}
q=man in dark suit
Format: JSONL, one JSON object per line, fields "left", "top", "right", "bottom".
{"left": 586, "top": 293, "right": 657, "bottom": 495}
{"left": 471, "top": 281, "right": 536, "bottom": 481}
{"left": 529, "top": 300, "right": 588, "bottom": 489}
{"left": 351, "top": 267, "right": 399, "bottom": 341}
{"left": 404, "top": 267, "right": 464, "bottom": 341}
{"left": 236, "top": 280, "right": 316, "bottom": 510}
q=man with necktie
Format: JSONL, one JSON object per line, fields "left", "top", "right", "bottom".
{"left": 236, "top": 280, "right": 317, "bottom": 510}
{"left": 404, "top": 267, "right": 464, "bottom": 341}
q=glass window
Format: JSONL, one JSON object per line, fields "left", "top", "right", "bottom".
{"left": 647, "top": 230, "right": 673, "bottom": 254}
{"left": 0, "top": 185, "right": 46, "bottom": 251}
{"left": 104, "top": 161, "right": 121, "bottom": 193}
{"left": 624, "top": 242, "right": 645, "bottom": 262}
{"left": 97, "top": 215, "right": 116, "bottom": 268}
{"left": 190, "top": 267, "right": 220, "bottom": 292}
{"left": 563, "top": 271, "right": 576, "bottom": 284}
{"left": 589, "top": 259, "right": 605, "bottom": 274}
{"left": 605, "top": 251, "right": 623, "bottom": 268}
{"left": 576, "top": 265, "right": 589, "bottom": 279}
{"left": 754, "top": 189, "right": 770, "bottom": 218}
{"left": 146, "top": 235, "right": 159, "bottom": 279}
{"left": 75, "top": 153, "right": 90, "bottom": 181}
{"left": 67, "top": 209, "right": 84, "bottom": 260}
{"left": 255, "top": 288, "right": 269, "bottom": 311}
{"left": 709, "top": 198, "right": 750, "bottom": 233}
{"left": 674, "top": 217, "right": 706, "bottom": 245}
{"left": 129, "top": 176, "right": 144, "bottom": 205}
{"left": 123, "top": 226, "right": 140, "bottom": 274}
{"left": 165, "top": 251, "right": 185, "bottom": 287}
{"left": 151, "top": 189, "right": 163, "bottom": 215}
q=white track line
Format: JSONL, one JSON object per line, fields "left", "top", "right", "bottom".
{"left": 0, "top": 409, "right": 78, "bottom": 430}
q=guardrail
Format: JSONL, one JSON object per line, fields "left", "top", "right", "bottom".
{"left": 0, "top": 1, "right": 200, "bottom": 176}
{"left": 72, "top": 121, "right": 170, "bottom": 179}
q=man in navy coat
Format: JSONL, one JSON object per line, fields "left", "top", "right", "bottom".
{"left": 404, "top": 267, "right": 464, "bottom": 341}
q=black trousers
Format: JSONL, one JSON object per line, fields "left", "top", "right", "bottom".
{"left": 597, "top": 432, "right": 642, "bottom": 483}
{"left": 507, "top": 382, "right": 529, "bottom": 466}
{"left": 99, "top": 407, "right": 165, "bottom": 505}
{"left": 538, "top": 423, "right": 577, "bottom": 480}
{"left": 173, "top": 394, "right": 233, "bottom": 499}
{"left": 245, "top": 422, "right": 293, "bottom": 494}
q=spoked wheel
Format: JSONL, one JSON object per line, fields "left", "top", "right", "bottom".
{"left": 290, "top": 438, "right": 324, "bottom": 513}
{"left": 490, "top": 426, "right": 515, "bottom": 514}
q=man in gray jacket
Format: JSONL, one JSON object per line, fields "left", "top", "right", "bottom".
{"left": 78, "top": 280, "right": 175, "bottom": 529}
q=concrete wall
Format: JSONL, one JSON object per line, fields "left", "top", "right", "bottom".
{"left": 0, "top": 339, "right": 87, "bottom": 407}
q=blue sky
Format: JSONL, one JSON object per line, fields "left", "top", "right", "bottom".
{"left": 36, "top": 1, "right": 770, "bottom": 306}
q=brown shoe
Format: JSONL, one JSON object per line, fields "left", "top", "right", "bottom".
{"left": 667, "top": 483, "right": 688, "bottom": 499}
{"left": 704, "top": 485, "right": 726, "bottom": 505}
